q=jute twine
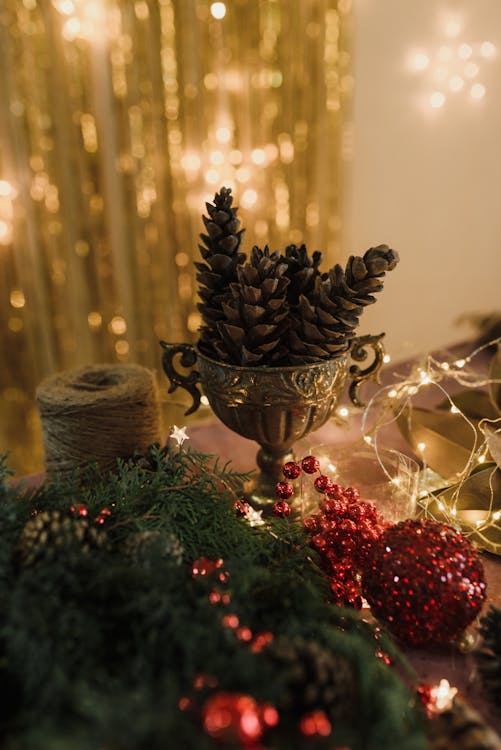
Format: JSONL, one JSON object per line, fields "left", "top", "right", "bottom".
{"left": 36, "top": 363, "right": 162, "bottom": 479}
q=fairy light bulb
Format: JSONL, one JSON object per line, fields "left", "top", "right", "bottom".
{"left": 430, "top": 92, "right": 445, "bottom": 108}
{"left": 337, "top": 406, "right": 349, "bottom": 417}
{"left": 210, "top": 2, "right": 226, "bottom": 19}
{"left": 454, "top": 359, "right": 466, "bottom": 368}
{"left": 383, "top": 354, "right": 391, "bottom": 364}
{"left": 470, "top": 83, "right": 486, "bottom": 100}
{"left": 480, "top": 41, "right": 496, "bottom": 59}
{"left": 417, "top": 442, "right": 426, "bottom": 453}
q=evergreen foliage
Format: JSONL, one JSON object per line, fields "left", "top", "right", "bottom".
{"left": 0, "top": 446, "right": 425, "bottom": 749}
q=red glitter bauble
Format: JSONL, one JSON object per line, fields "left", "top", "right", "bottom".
{"left": 301, "top": 455, "right": 320, "bottom": 474}
{"left": 272, "top": 501, "right": 291, "bottom": 518}
{"left": 283, "top": 461, "right": 301, "bottom": 480}
{"left": 275, "top": 481, "right": 294, "bottom": 500}
{"left": 362, "top": 519, "right": 487, "bottom": 646}
{"left": 202, "top": 692, "right": 264, "bottom": 743}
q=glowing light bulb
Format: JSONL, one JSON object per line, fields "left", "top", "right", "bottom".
{"left": 201, "top": 395, "right": 210, "bottom": 406}
{"left": 205, "top": 168, "right": 220, "bottom": 185}
{"left": 470, "top": 83, "right": 486, "bottom": 100}
{"left": 438, "top": 501, "right": 445, "bottom": 511}
{"left": 383, "top": 354, "right": 391, "bottom": 364}
{"left": 451, "top": 507, "right": 457, "bottom": 517}
{"left": 449, "top": 75, "right": 464, "bottom": 92}
{"left": 454, "top": 359, "right": 466, "bottom": 368}
{"left": 412, "top": 52, "right": 429, "bottom": 71}
{"left": 458, "top": 43, "right": 472, "bottom": 60}
{"left": 337, "top": 406, "right": 349, "bottom": 418}
{"left": 215, "top": 126, "right": 231, "bottom": 144}
{"left": 241, "top": 188, "right": 258, "bottom": 208}
{"left": 430, "top": 91, "right": 445, "bottom": 108}
{"left": 444, "top": 19, "right": 461, "bottom": 38}
{"left": 417, "top": 442, "right": 426, "bottom": 453}
{"left": 477, "top": 454, "right": 486, "bottom": 464}
{"left": 62, "top": 16, "right": 81, "bottom": 40}
{"left": 251, "top": 148, "right": 266, "bottom": 165}
{"left": 480, "top": 41, "right": 496, "bottom": 59}
{"left": 388, "top": 389, "right": 398, "bottom": 398}
{"left": 450, "top": 405, "right": 460, "bottom": 414}
{"left": 0, "top": 180, "right": 15, "bottom": 197}
{"left": 363, "top": 435, "right": 372, "bottom": 445}
{"left": 493, "top": 511, "right": 501, "bottom": 521}
{"left": 440, "top": 362, "right": 450, "bottom": 371}
{"left": 209, "top": 150, "right": 225, "bottom": 166}
{"left": 210, "top": 2, "right": 226, "bottom": 20}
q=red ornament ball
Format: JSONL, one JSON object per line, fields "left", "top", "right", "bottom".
{"left": 202, "top": 692, "right": 264, "bottom": 743}
{"left": 362, "top": 519, "right": 487, "bottom": 646}
{"left": 275, "top": 481, "right": 294, "bottom": 500}
{"left": 273, "top": 501, "right": 291, "bottom": 518}
{"left": 301, "top": 455, "right": 320, "bottom": 474}
{"left": 282, "top": 461, "right": 301, "bottom": 480}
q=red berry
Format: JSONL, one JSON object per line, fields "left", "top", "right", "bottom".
{"left": 301, "top": 455, "right": 320, "bottom": 474}
{"left": 343, "top": 486, "right": 360, "bottom": 502}
{"left": 313, "top": 475, "right": 333, "bottom": 494}
{"left": 69, "top": 503, "right": 88, "bottom": 518}
{"left": 272, "top": 501, "right": 291, "bottom": 517}
{"left": 233, "top": 500, "right": 250, "bottom": 517}
{"left": 282, "top": 461, "right": 301, "bottom": 480}
{"left": 275, "top": 481, "right": 294, "bottom": 500}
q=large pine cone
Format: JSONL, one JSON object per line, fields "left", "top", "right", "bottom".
{"left": 16, "top": 510, "right": 105, "bottom": 567}
{"left": 283, "top": 243, "right": 323, "bottom": 305}
{"left": 289, "top": 244, "right": 399, "bottom": 363}
{"left": 212, "top": 245, "right": 291, "bottom": 366}
{"left": 266, "top": 635, "right": 356, "bottom": 723}
{"left": 196, "top": 187, "right": 246, "bottom": 358}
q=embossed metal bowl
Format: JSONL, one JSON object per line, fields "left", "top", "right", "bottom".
{"left": 161, "top": 335, "right": 385, "bottom": 505}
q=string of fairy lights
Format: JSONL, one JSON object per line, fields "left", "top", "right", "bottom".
{"left": 0, "top": 0, "right": 351, "bottom": 472}
{"left": 356, "top": 338, "right": 501, "bottom": 553}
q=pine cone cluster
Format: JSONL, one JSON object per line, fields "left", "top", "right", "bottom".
{"left": 123, "top": 530, "right": 184, "bottom": 567}
{"left": 197, "top": 187, "right": 398, "bottom": 366}
{"left": 266, "top": 635, "right": 356, "bottom": 723}
{"left": 16, "top": 510, "right": 105, "bottom": 567}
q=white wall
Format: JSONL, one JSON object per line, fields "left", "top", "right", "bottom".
{"left": 343, "top": 0, "right": 501, "bottom": 360}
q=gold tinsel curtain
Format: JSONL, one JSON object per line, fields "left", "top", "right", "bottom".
{"left": 0, "top": 0, "right": 351, "bottom": 473}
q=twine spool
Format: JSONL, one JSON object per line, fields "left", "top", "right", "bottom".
{"left": 37, "top": 363, "right": 162, "bottom": 478}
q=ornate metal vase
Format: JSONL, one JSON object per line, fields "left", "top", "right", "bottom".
{"left": 161, "top": 335, "right": 385, "bottom": 504}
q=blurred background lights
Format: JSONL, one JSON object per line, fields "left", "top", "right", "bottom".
{"left": 409, "top": 17, "right": 496, "bottom": 110}
{"left": 210, "top": 2, "right": 226, "bottom": 20}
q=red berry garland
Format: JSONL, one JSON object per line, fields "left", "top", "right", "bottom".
{"left": 283, "top": 461, "right": 301, "bottom": 480}
{"left": 362, "top": 519, "right": 487, "bottom": 646}
{"left": 301, "top": 456, "right": 320, "bottom": 474}
{"left": 303, "top": 481, "right": 387, "bottom": 608}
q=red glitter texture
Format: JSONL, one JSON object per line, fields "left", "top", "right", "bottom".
{"left": 361, "top": 519, "right": 487, "bottom": 646}
{"left": 301, "top": 455, "right": 320, "bottom": 474}
{"left": 275, "top": 481, "right": 294, "bottom": 500}
{"left": 233, "top": 499, "right": 250, "bottom": 517}
{"left": 272, "top": 501, "right": 291, "bottom": 518}
{"left": 282, "top": 461, "right": 301, "bottom": 480}
{"left": 303, "top": 490, "right": 387, "bottom": 608}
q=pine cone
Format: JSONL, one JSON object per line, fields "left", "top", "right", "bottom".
{"left": 123, "top": 530, "right": 184, "bottom": 567}
{"left": 289, "top": 244, "right": 398, "bottom": 363}
{"left": 427, "top": 699, "right": 501, "bottom": 750}
{"left": 196, "top": 187, "right": 246, "bottom": 358}
{"left": 212, "top": 246, "right": 291, "bottom": 366}
{"left": 476, "top": 606, "right": 501, "bottom": 706}
{"left": 283, "top": 243, "right": 323, "bottom": 305}
{"left": 266, "top": 636, "right": 356, "bottom": 722}
{"left": 16, "top": 510, "right": 105, "bottom": 567}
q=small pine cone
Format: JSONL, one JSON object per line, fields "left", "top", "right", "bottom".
{"left": 123, "top": 530, "right": 184, "bottom": 567}
{"left": 213, "top": 245, "right": 291, "bottom": 366}
{"left": 196, "top": 187, "right": 246, "bottom": 357}
{"left": 283, "top": 243, "right": 323, "bottom": 305}
{"left": 289, "top": 245, "right": 398, "bottom": 363}
{"left": 16, "top": 510, "right": 105, "bottom": 567}
{"left": 475, "top": 606, "right": 501, "bottom": 706}
{"left": 427, "top": 699, "right": 501, "bottom": 750}
{"left": 266, "top": 636, "right": 356, "bottom": 722}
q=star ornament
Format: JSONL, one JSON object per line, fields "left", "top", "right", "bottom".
{"left": 170, "top": 425, "right": 189, "bottom": 446}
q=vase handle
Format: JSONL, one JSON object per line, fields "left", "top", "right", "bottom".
{"left": 160, "top": 342, "right": 202, "bottom": 416}
{"left": 348, "top": 333, "right": 386, "bottom": 408}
